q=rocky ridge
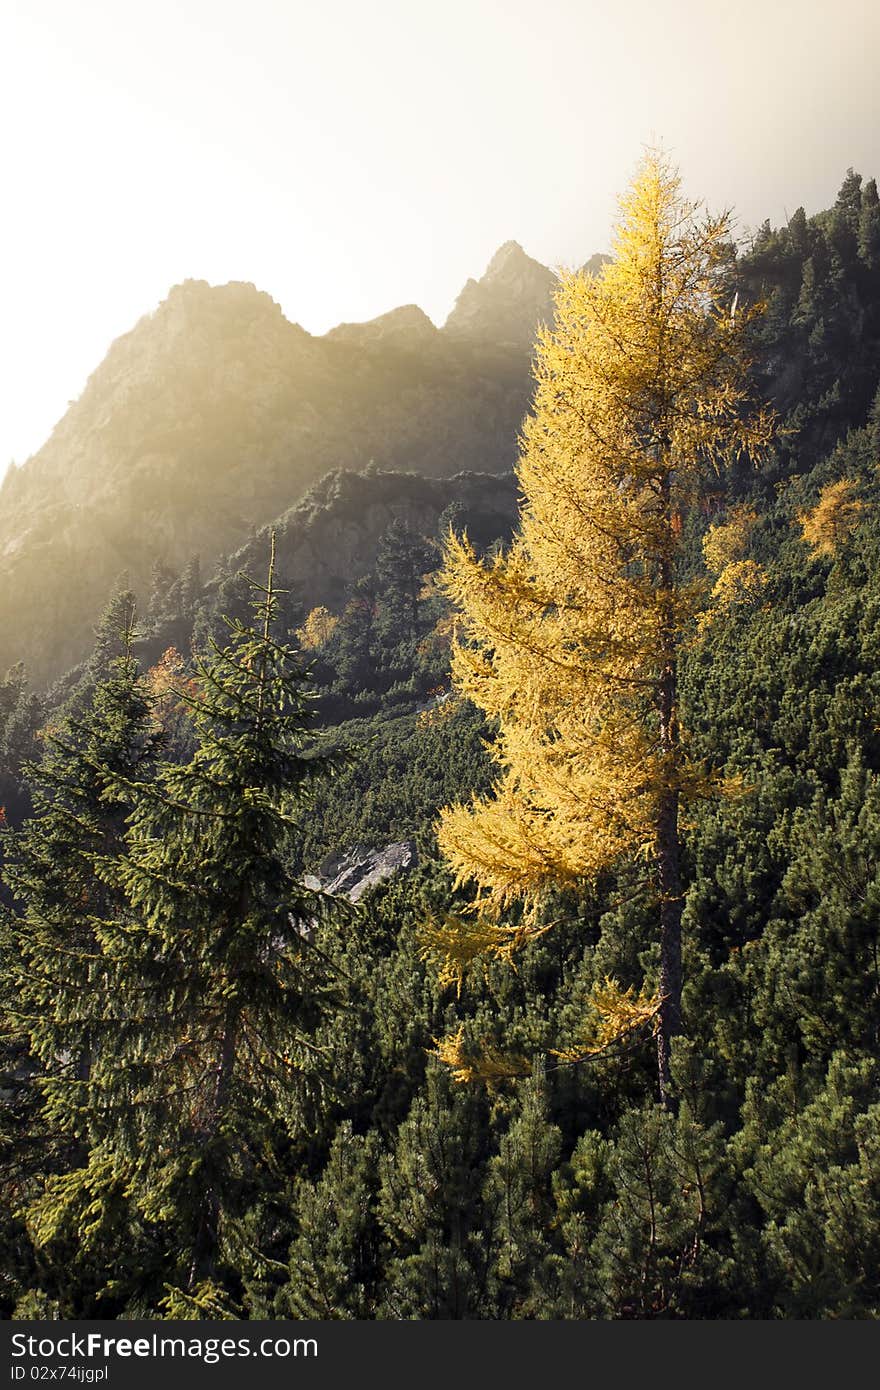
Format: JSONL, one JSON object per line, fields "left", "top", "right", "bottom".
{"left": 0, "top": 241, "right": 606, "bottom": 683}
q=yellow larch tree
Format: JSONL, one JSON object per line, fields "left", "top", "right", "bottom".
{"left": 295, "top": 605, "right": 339, "bottom": 651}
{"left": 700, "top": 506, "right": 766, "bottom": 623}
{"left": 433, "top": 151, "right": 772, "bottom": 1103}
{"left": 799, "top": 478, "right": 865, "bottom": 557}
{"left": 701, "top": 504, "right": 758, "bottom": 574}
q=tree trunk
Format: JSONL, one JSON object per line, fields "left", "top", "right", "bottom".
{"left": 656, "top": 656, "right": 682, "bottom": 1108}
{"left": 190, "top": 1002, "right": 239, "bottom": 1288}
{"left": 654, "top": 440, "right": 683, "bottom": 1108}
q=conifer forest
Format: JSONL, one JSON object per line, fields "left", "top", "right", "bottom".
{"left": 3, "top": 150, "right": 880, "bottom": 1320}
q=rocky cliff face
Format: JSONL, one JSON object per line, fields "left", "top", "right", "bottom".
{"left": 0, "top": 242, "right": 604, "bottom": 684}
{"left": 216, "top": 467, "right": 520, "bottom": 619}
{"left": 304, "top": 841, "right": 418, "bottom": 904}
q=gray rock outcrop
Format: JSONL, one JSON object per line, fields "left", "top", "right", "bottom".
{"left": 304, "top": 840, "right": 418, "bottom": 904}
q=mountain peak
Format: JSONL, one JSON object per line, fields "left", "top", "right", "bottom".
{"left": 444, "top": 241, "right": 556, "bottom": 346}
{"left": 152, "top": 279, "right": 295, "bottom": 333}
{"left": 581, "top": 251, "right": 612, "bottom": 277}
{"left": 485, "top": 240, "right": 531, "bottom": 276}
{"left": 0, "top": 268, "right": 537, "bottom": 683}
{"left": 324, "top": 303, "right": 437, "bottom": 348}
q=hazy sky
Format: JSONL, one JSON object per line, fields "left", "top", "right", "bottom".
{"left": 3, "top": 0, "right": 879, "bottom": 475}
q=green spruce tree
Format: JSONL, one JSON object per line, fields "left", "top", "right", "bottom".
{"left": 0, "top": 623, "right": 162, "bottom": 1313}
{"left": 86, "top": 535, "right": 346, "bottom": 1312}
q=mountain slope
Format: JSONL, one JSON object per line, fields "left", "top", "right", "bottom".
{"left": 444, "top": 240, "right": 557, "bottom": 344}
{"left": 0, "top": 243, "right": 575, "bottom": 684}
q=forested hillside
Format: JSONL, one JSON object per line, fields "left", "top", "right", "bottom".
{"left": 2, "top": 164, "right": 880, "bottom": 1320}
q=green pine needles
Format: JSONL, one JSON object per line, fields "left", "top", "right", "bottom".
{"left": 2, "top": 535, "right": 347, "bottom": 1312}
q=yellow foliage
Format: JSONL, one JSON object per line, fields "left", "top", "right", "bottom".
{"left": 553, "top": 977, "right": 661, "bottom": 1064}
{"left": 146, "top": 647, "right": 200, "bottom": 734}
{"left": 799, "top": 478, "right": 865, "bottom": 558}
{"left": 417, "top": 911, "right": 548, "bottom": 991}
{"left": 147, "top": 647, "right": 180, "bottom": 695}
{"left": 433, "top": 150, "right": 771, "bottom": 968}
{"left": 295, "top": 605, "right": 338, "bottom": 651}
{"left": 431, "top": 1024, "right": 531, "bottom": 1086}
{"left": 417, "top": 693, "right": 458, "bottom": 730}
{"left": 711, "top": 559, "right": 767, "bottom": 605}
{"left": 702, "top": 506, "right": 758, "bottom": 575}
{"left": 699, "top": 558, "right": 767, "bottom": 628}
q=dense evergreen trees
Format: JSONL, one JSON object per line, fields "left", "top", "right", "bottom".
{"left": 1, "top": 540, "right": 349, "bottom": 1315}
{"left": 2, "top": 166, "right": 880, "bottom": 1318}
{"left": 87, "top": 538, "right": 350, "bottom": 1312}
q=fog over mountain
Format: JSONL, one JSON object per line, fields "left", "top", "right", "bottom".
{"left": 0, "top": 241, "right": 604, "bottom": 683}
